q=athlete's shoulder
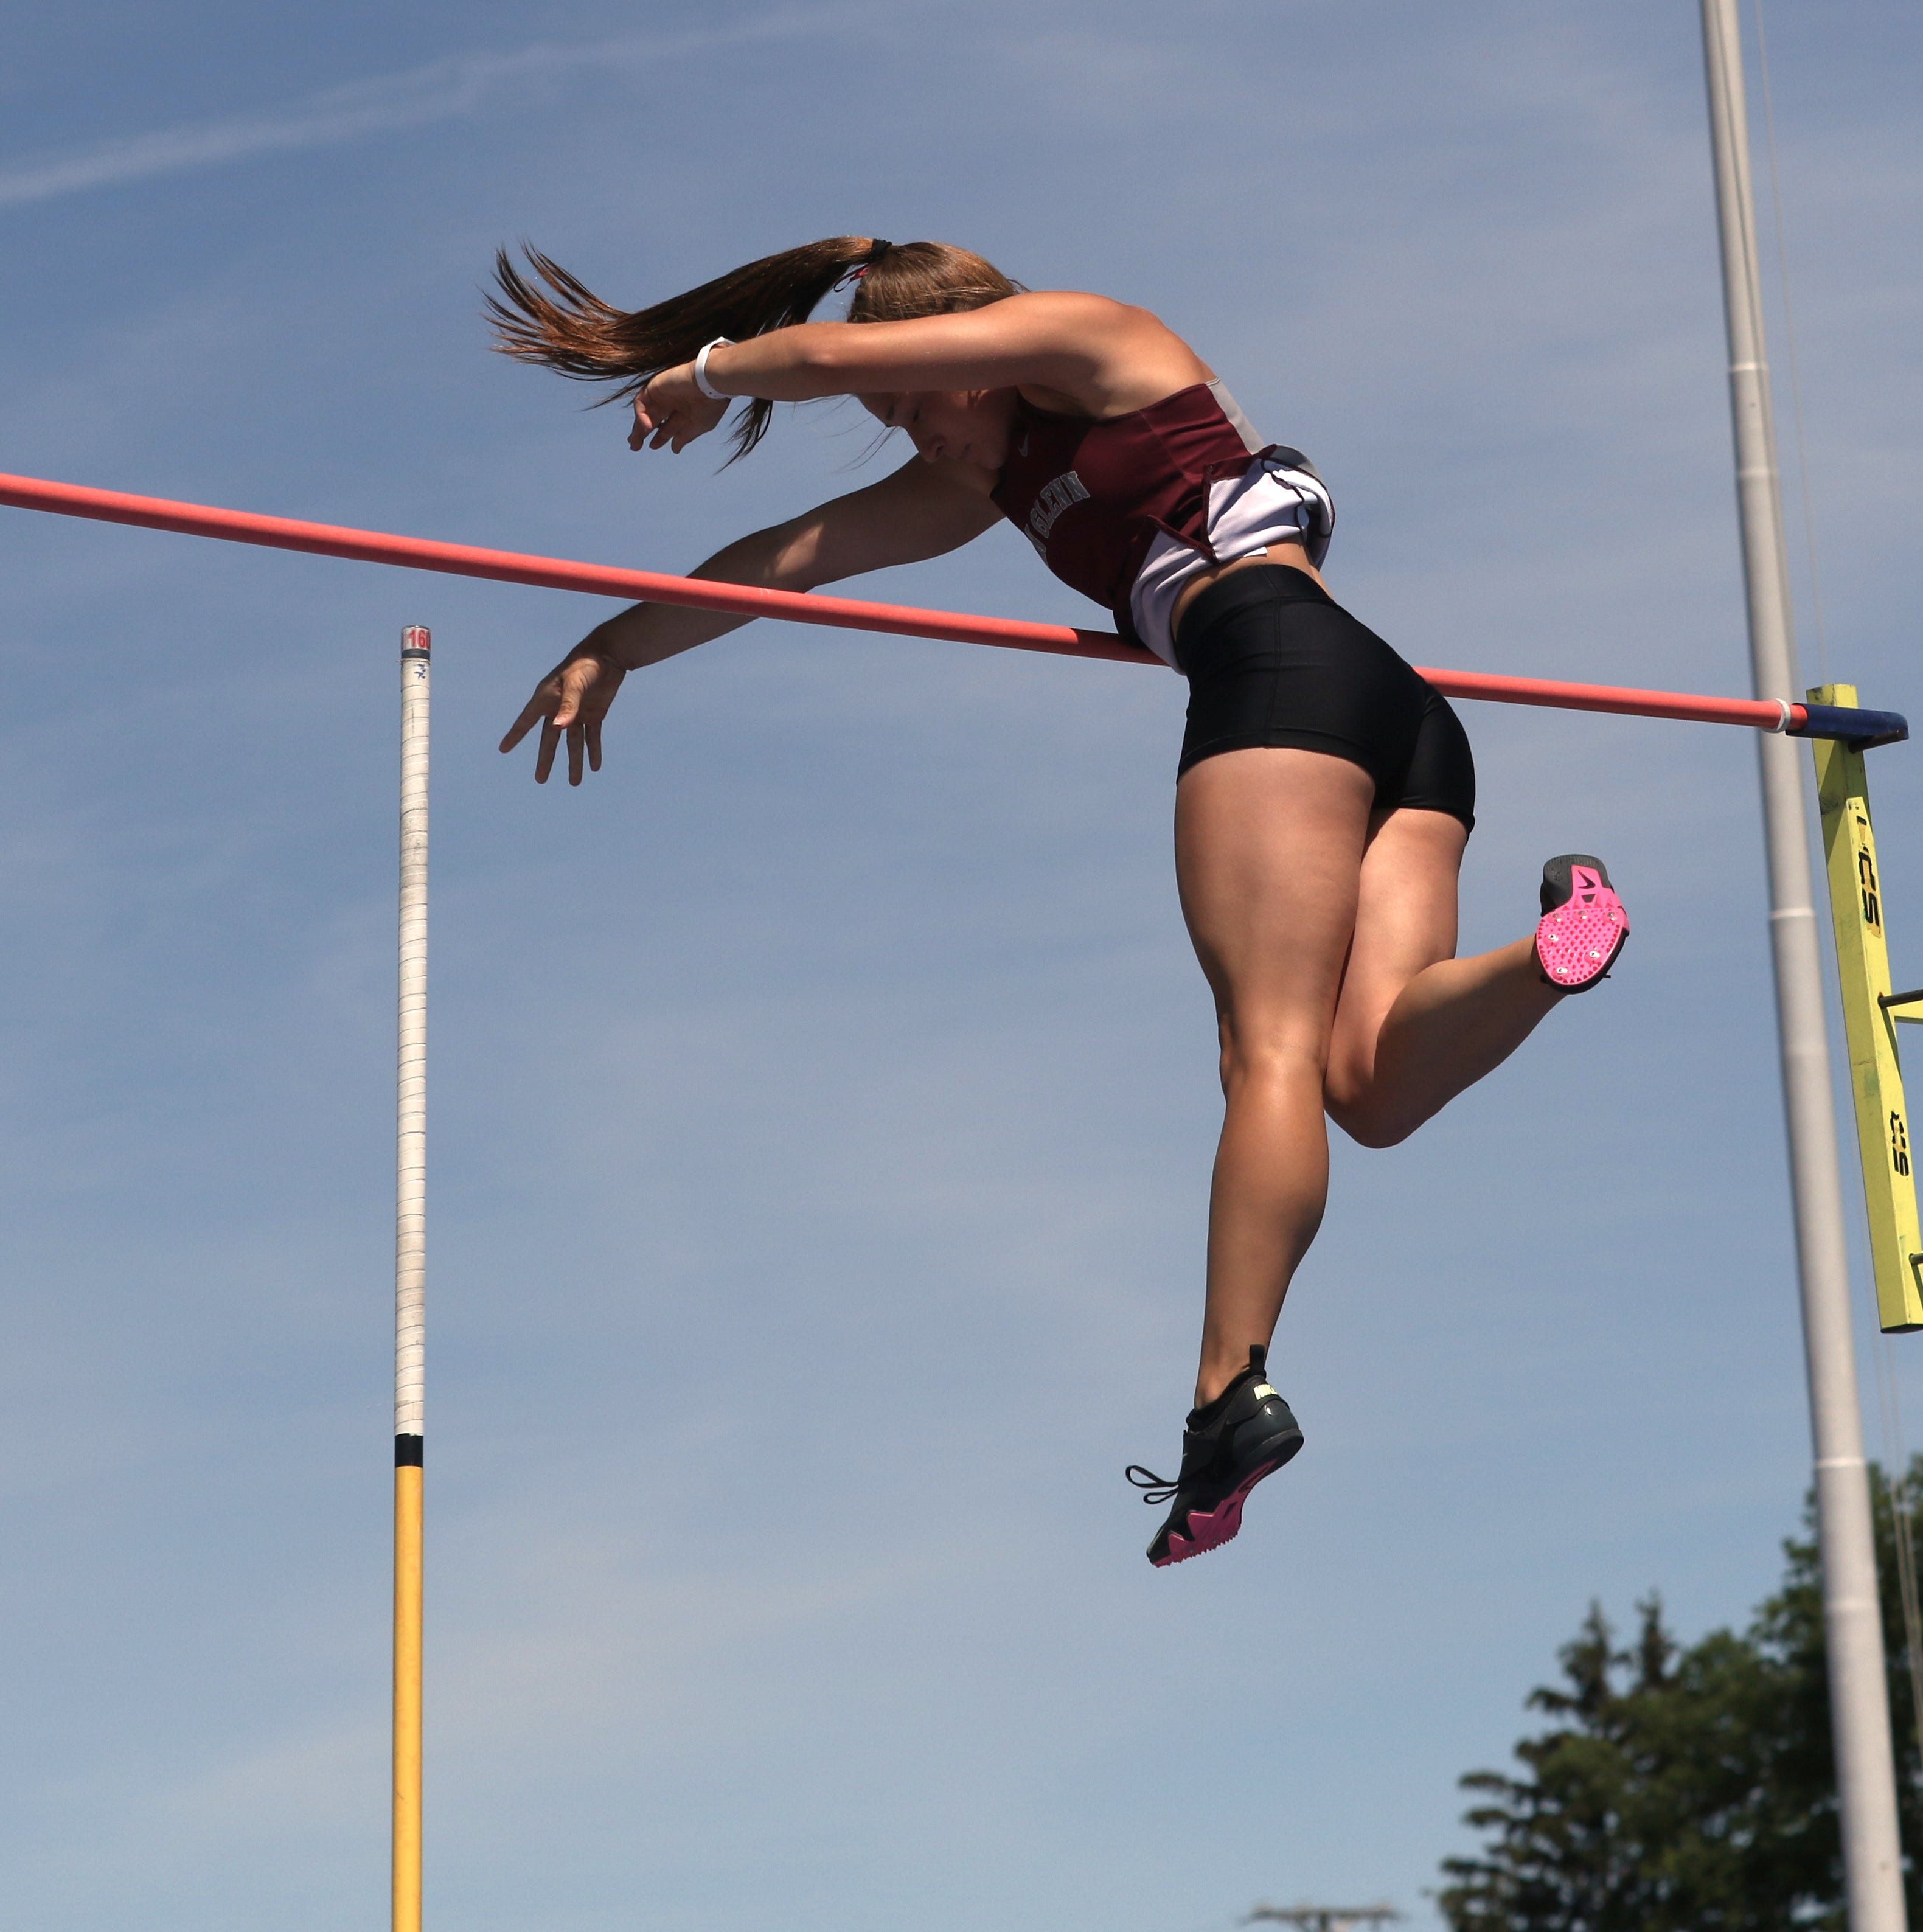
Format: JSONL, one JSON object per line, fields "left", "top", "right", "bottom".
{"left": 992, "top": 293, "right": 1201, "bottom": 384}
{"left": 996, "top": 289, "right": 1164, "bottom": 333}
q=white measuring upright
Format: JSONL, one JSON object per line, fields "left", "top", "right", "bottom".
{"left": 395, "top": 625, "right": 430, "bottom": 1448}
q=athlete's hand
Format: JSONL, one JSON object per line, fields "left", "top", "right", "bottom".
{"left": 499, "top": 640, "right": 628, "bottom": 784}
{"left": 630, "top": 364, "right": 726, "bottom": 454}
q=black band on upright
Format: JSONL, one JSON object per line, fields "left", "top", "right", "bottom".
{"left": 395, "top": 1434, "right": 424, "bottom": 1467}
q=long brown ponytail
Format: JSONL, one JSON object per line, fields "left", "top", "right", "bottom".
{"left": 486, "top": 235, "right": 1022, "bottom": 461}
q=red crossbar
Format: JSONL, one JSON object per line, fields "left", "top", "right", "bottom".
{"left": 0, "top": 468, "right": 1811, "bottom": 734}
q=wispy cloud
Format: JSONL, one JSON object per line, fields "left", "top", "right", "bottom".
{"left": 0, "top": 9, "right": 870, "bottom": 210}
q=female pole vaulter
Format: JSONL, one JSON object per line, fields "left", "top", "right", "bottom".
{"left": 490, "top": 236, "right": 1629, "bottom": 1568}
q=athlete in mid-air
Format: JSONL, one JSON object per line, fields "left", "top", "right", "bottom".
{"left": 489, "top": 236, "right": 1629, "bottom": 1567}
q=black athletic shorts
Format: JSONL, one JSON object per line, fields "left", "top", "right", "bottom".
{"left": 1172, "top": 564, "right": 1476, "bottom": 833}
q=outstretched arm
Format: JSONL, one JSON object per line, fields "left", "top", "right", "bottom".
{"left": 500, "top": 456, "right": 1002, "bottom": 783}
{"left": 632, "top": 292, "right": 1210, "bottom": 452}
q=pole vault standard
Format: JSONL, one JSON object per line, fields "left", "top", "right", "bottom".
{"left": 392, "top": 626, "right": 429, "bottom": 1932}
{"left": 0, "top": 468, "right": 1905, "bottom": 746}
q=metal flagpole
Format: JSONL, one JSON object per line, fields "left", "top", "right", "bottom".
{"left": 1697, "top": 7, "right": 1907, "bottom": 1927}
{"left": 392, "top": 624, "right": 431, "bottom": 1932}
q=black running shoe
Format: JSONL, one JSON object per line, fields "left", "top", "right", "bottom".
{"left": 1535, "top": 854, "right": 1630, "bottom": 992}
{"left": 1127, "top": 1346, "right": 1303, "bottom": 1568}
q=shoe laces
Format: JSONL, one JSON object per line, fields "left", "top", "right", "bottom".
{"left": 1125, "top": 1465, "right": 1180, "bottom": 1506}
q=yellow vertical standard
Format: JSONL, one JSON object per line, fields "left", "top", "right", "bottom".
{"left": 1809, "top": 682, "right": 1923, "bottom": 1333}
{"left": 393, "top": 1455, "right": 424, "bottom": 1932}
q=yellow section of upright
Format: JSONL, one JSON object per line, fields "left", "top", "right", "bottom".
{"left": 392, "top": 1462, "right": 423, "bottom": 1932}
{"left": 1810, "top": 683, "right": 1923, "bottom": 1333}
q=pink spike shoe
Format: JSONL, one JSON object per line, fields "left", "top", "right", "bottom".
{"left": 1535, "top": 855, "right": 1629, "bottom": 992}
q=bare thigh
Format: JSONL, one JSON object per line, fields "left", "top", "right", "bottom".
{"left": 1324, "top": 807, "right": 1469, "bottom": 1108}
{"left": 1174, "top": 748, "right": 1377, "bottom": 1062}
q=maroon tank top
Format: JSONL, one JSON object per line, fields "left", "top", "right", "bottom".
{"left": 990, "top": 381, "right": 1291, "bottom": 648}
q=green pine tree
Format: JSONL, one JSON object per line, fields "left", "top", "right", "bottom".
{"left": 1436, "top": 1460, "right": 1923, "bottom": 1931}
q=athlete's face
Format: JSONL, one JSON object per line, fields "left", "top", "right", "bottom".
{"left": 865, "top": 387, "right": 1018, "bottom": 471}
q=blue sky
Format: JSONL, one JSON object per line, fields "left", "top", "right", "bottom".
{"left": 1, "top": 3, "right": 1920, "bottom": 1928}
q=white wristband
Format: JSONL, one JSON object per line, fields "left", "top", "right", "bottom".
{"left": 692, "top": 338, "right": 735, "bottom": 401}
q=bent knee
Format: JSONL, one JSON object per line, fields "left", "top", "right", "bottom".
{"left": 1325, "top": 1094, "right": 1425, "bottom": 1150}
